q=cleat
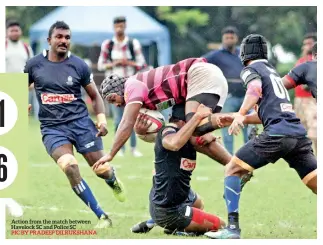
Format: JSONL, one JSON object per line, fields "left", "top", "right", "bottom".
{"left": 106, "top": 167, "right": 126, "bottom": 202}
{"left": 95, "top": 214, "right": 112, "bottom": 229}
{"left": 107, "top": 177, "right": 126, "bottom": 202}
{"left": 131, "top": 220, "right": 155, "bottom": 233}
{"left": 205, "top": 227, "right": 241, "bottom": 239}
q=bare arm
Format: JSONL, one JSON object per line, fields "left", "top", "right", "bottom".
{"left": 243, "top": 112, "right": 262, "bottom": 124}
{"left": 162, "top": 105, "right": 211, "bottom": 151}
{"left": 110, "top": 103, "right": 142, "bottom": 157}
{"left": 84, "top": 82, "right": 105, "bottom": 115}
{"left": 282, "top": 76, "right": 295, "bottom": 90}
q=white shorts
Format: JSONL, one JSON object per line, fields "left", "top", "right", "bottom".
{"left": 186, "top": 62, "right": 228, "bottom": 107}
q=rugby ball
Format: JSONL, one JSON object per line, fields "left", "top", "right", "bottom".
{"left": 136, "top": 109, "right": 165, "bottom": 143}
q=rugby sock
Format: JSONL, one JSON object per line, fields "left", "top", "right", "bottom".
{"left": 224, "top": 176, "right": 241, "bottom": 229}
{"left": 105, "top": 168, "right": 116, "bottom": 187}
{"left": 72, "top": 179, "right": 105, "bottom": 219}
{"left": 191, "top": 207, "right": 221, "bottom": 230}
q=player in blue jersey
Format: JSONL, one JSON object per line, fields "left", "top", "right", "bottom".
{"left": 205, "top": 34, "right": 317, "bottom": 239}
{"left": 25, "top": 21, "right": 125, "bottom": 228}
{"left": 283, "top": 42, "right": 317, "bottom": 100}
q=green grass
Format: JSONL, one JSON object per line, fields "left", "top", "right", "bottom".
{"left": 6, "top": 118, "right": 317, "bottom": 239}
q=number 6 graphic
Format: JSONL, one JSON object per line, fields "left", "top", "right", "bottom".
{"left": 0, "top": 154, "right": 8, "bottom": 182}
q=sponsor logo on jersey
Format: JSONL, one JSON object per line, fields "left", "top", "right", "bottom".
{"left": 41, "top": 93, "right": 77, "bottom": 104}
{"left": 280, "top": 103, "right": 294, "bottom": 113}
{"left": 180, "top": 158, "right": 196, "bottom": 171}
{"left": 66, "top": 76, "right": 73, "bottom": 86}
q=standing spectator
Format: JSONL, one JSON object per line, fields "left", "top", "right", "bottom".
{"left": 293, "top": 33, "right": 317, "bottom": 155}
{"left": 202, "top": 26, "right": 249, "bottom": 155}
{"left": 98, "top": 16, "right": 147, "bottom": 157}
{"left": 5, "top": 20, "right": 38, "bottom": 119}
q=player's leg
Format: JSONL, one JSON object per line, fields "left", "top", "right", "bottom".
{"left": 205, "top": 136, "right": 273, "bottom": 239}
{"left": 83, "top": 150, "right": 126, "bottom": 202}
{"left": 183, "top": 207, "right": 226, "bottom": 233}
{"left": 284, "top": 137, "right": 317, "bottom": 194}
{"left": 190, "top": 136, "right": 231, "bottom": 166}
{"left": 72, "top": 116, "right": 126, "bottom": 202}
{"left": 185, "top": 63, "right": 228, "bottom": 136}
{"left": 50, "top": 144, "right": 111, "bottom": 226}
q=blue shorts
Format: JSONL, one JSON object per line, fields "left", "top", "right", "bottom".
{"left": 41, "top": 116, "right": 103, "bottom": 155}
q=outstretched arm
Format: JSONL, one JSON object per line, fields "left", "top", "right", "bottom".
{"left": 109, "top": 103, "right": 142, "bottom": 158}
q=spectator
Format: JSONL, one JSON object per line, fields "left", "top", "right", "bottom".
{"left": 5, "top": 20, "right": 38, "bottom": 119}
{"left": 98, "top": 16, "right": 147, "bottom": 157}
{"left": 202, "top": 26, "right": 249, "bottom": 155}
{"left": 293, "top": 33, "right": 317, "bottom": 155}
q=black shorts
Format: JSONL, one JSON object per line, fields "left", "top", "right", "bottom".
{"left": 235, "top": 132, "right": 317, "bottom": 179}
{"left": 149, "top": 189, "right": 197, "bottom": 231}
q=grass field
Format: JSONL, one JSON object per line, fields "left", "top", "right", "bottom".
{"left": 6, "top": 118, "right": 317, "bottom": 239}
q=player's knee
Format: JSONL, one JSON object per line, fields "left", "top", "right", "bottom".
{"left": 302, "top": 170, "right": 317, "bottom": 194}
{"left": 193, "top": 197, "right": 204, "bottom": 210}
{"left": 57, "top": 154, "right": 78, "bottom": 173}
{"left": 225, "top": 158, "right": 250, "bottom": 177}
{"left": 93, "top": 162, "right": 113, "bottom": 178}
{"left": 192, "top": 114, "right": 215, "bottom": 136}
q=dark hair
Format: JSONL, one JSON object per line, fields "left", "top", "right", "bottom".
{"left": 169, "top": 117, "right": 181, "bottom": 124}
{"left": 304, "top": 32, "right": 317, "bottom": 42}
{"left": 221, "top": 26, "right": 238, "bottom": 35}
{"left": 6, "top": 20, "right": 20, "bottom": 29}
{"left": 312, "top": 42, "right": 317, "bottom": 55}
{"left": 48, "top": 21, "right": 70, "bottom": 38}
{"left": 113, "top": 16, "right": 126, "bottom": 24}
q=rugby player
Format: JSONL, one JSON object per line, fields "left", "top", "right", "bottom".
{"left": 94, "top": 57, "right": 232, "bottom": 167}
{"left": 136, "top": 104, "right": 226, "bottom": 234}
{"left": 282, "top": 42, "right": 317, "bottom": 100}
{"left": 25, "top": 21, "right": 125, "bottom": 228}
{"left": 205, "top": 34, "right": 317, "bottom": 239}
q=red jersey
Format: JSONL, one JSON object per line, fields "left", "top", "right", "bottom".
{"left": 124, "top": 58, "right": 206, "bottom": 110}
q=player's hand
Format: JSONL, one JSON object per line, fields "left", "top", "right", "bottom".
{"left": 96, "top": 123, "right": 108, "bottom": 137}
{"left": 216, "top": 113, "right": 234, "bottom": 128}
{"left": 228, "top": 113, "right": 246, "bottom": 136}
{"left": 195, "top": 104, "right": 212, "bottom": 120}
{"left": 134, "top": 114, "right": 152, "bottom": 135}
{"left": 28, "top": 104, "right": 32, "bottom": 115}
{"left": 92, "top": 153, "right": 113, "bottom": 170}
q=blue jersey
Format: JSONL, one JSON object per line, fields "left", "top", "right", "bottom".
{"left": 150, "top": 125, "right": 197, "bottom": 207}
{"left": 25, "top": 51, "right": 92, "bottom": 127}
{"left": 287, "top": 61, "right": 317, "bottom": 99}
{"left": 240, "top": 60, "right": 306, "bottom": 137}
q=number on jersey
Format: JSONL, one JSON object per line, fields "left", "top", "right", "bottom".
{"left": 269, "top": 74, "right": 290, "bottom": 101}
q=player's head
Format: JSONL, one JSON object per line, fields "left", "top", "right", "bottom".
{"left": 240, "top": 34, "right": 268, "bottom": 66}
{"left": 169, "top": 104, "right": 186, "bottom": 128}
{"left": 113, "top": 16, "right": 126, "bottom": 37}
{"left": 100, "top": 74, "right": 127, "bottom": 106}
{"left": 312, "top": 42, "right": 317, "bottom": 60}
{"left": 6, "top": 20, "right": 22, "bottom": 42}
{"left": 47, "top": 21, "right": 71, "bottom": 57}
{"left": 302, "top": 33, "right": 316, "bottom": 56}
{"left": 221, "top": 26, "right": 239, "bottom": 50}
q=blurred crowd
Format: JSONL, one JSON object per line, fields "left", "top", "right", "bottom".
{"left": 5, "top": 17, "right": 317, "bottom": 157}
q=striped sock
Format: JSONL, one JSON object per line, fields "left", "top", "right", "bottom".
{"left": 72, "top": 179, "right": 105, "bottom": 219}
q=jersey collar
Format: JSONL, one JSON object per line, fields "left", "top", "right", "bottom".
{"left": 249, "top": 59, "right": 268, "bottom": 65}
{"left": 42, "top": 49, "right": 71, "bottom": 58}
